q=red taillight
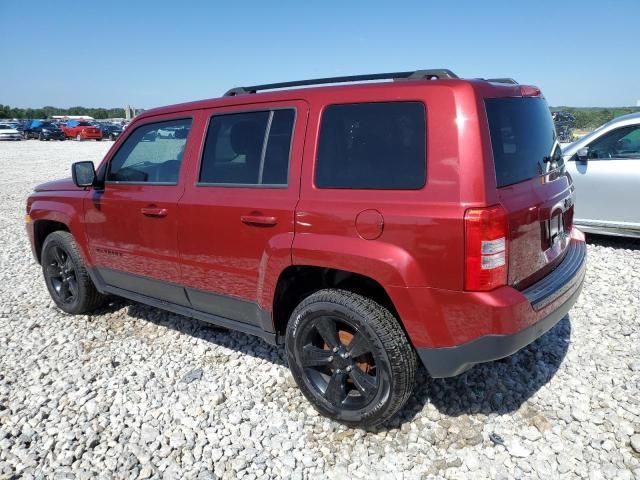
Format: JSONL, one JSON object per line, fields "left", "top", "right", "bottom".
{"left": 519, "top": 85, "right": 541, "bottom": 97}
{"left": 464, "top": 205, "right": 508, "bottom": 291}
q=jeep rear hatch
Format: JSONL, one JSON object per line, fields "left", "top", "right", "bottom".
{"left": 484, "top": 95, "right": 574, "bottom": 290}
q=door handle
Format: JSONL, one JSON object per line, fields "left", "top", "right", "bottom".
{"left": 141, "top": 207, "right": 168, "bottom": 217}
{"left": 241, "top": 215, "right": 278, "bottom": 226}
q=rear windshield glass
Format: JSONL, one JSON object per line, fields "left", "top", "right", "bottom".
{"left": 485, "top": 97, "right": 557, "bottom": 187}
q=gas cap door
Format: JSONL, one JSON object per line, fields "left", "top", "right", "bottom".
{"left": 355, "top": 209, "right": 384, "bottom": 240}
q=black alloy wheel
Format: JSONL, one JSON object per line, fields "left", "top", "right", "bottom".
{"left": 44, "top": 244, "right": 78, "bottom": 305}
{"left": 286, "top": 289, "right": 417, "bottom": 428}
{"left": 299, "top": 314, "right": 379, "bottom": 409}
{"left": 41, "top": 231, "right": 105, "bottom": 314}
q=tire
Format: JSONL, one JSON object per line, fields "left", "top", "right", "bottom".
{"left": 41, "top": 231, "right": 105, "bottom": 314}
{"left": 76, "top": 133, "right": 82, "bottom": 141}
{"left": 109, "top": 133, "right": 115, "bottom": 141}
{"left": 96, "top": 138, "right": 101, "bottom": 141}
{"left": 286, "top": 289, "right": 417, "bottom": 428}
{"left": 38, "top": 133, "right": 43, "bottom": 141}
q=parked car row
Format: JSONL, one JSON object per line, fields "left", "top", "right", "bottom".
{"left": 0, "top": 119, "right": 126, "bottom": 141}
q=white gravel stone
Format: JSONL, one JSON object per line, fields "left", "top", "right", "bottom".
{"left": 1, "top": 140, "right": 639, "bottom": 478}
{"left": 506, "top": 441, "right": 531, "bottom": 458}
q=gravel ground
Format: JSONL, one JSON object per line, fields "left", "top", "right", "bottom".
{"left": 1, "top": 140, "right": 639, "bottom": 479}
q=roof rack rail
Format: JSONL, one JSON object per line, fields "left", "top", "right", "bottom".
{"left": 484, "top": 78, "right": 519, "bottom": 85}
{"left": 224, "top": 69, "right": 459, "bottom": 96}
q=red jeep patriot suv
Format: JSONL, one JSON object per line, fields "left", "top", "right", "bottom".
{"left": 26, "top": 69, "right": 586, "bottom": 427}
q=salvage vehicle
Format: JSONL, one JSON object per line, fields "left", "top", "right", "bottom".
{"left": 552, "top": 111, "right": 575, "bottom": 143}
{"left": 99, "top": 123, "right": 123, "bottom": 141}
{"left": 0, "top": 123, "right": 23, "bottom": 140}
{"left": 562, "top": 112, "right": 640, "bottom": 238}
{"left": 62, "top": 120, "right": 102, "bottom": 141}
{"left": 25, "top": 69, "right": 586, "bottom": 427}
{"left": 22, "top": 121, "right": 66, "bottom": 141}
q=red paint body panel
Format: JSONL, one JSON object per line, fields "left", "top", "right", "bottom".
{"left": 83, "top": 183, "right": 184, "bottom": 283}
{"left": 82, "top": 112, "right": 201, "bottom": 285}
{"left": 25, "top": 77, "right": 586, "bottom": 355}
{"left": 389, "top": 230, "right": 584, "bottom": 348}
{"left": 176, "top": 101, "right": 308, "bottom": 310}
{"left": 27, "top": 191, "right": 92, "bottom": 264}
{"left": 34, "top": 178, "right": 78, "bottom": 192}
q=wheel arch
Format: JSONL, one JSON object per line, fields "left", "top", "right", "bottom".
{"left": 272, "top": 265, "right": 407, "bottom": 342}
{"left": 29, "top": 197, "right": 89, "bottom": 265}
{"left": 33, "top": 219, "right": 70, "bottom": 263}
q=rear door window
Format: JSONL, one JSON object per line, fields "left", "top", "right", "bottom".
{"left": 199, "top": 109, "right": 295, "bottom": 186}
{"left": 315, "top": 102, "right": 426, "bottom": 189}
{"left": 485, "top": 97, "right": 557, "bottom": 187}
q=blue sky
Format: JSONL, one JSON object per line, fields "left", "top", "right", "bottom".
{"left": 1, "top": 0, "right": 638, "bottom": 109}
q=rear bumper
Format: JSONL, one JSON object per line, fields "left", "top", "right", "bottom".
{"left": 413, "top": 230, "right": 586, "bottom": 378}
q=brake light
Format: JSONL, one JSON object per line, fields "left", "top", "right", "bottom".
{"left": 519, "top": 85, "right": 541, "bottom": 97}
{"left": 464, "top": 205, "right": 508, "bottom": 291}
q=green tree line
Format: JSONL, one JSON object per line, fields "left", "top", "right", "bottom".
{"left": 2, "top": 103, "right": 639, "bottom": 130}
{"left": 552, "top": 106, "right": 640, "bottom": 130}
{"left": 0, "top": 105, "right": 126, "bottom": 120}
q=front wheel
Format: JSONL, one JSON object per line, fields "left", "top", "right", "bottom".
{"left": 286, "top": 289, "right": 417, "bottom": 428}
{"left": 41, "top": 231, "right": 105, "bottom": 314}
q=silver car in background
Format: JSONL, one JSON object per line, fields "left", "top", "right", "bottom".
{"left": 0, "top": 123, "right": 23, "bottom": 141}
{"left": 562, "top": 112, "right": 640, "bottom": 238}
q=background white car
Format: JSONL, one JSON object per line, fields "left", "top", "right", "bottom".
{"left": 0, "top": 123, "right": 22, "bottom": 141}
{"left": 562, "top": 112, "right": 640, "bottom": 238}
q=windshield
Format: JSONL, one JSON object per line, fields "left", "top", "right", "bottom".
{"left": 485, "top": 97, "right": 558, "bottom": 187}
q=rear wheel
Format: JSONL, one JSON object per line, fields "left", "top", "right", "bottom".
{"left": 286, "top": 289, "right": 417, "bottom": 428}
{"left": 41, "top": 231, "right": 105, "bottom": 314}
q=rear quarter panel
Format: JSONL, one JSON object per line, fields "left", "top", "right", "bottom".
{"left": 293, "top": 82, "right": 488, "bottom": 291}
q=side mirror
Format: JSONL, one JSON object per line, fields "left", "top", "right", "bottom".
{"left": 576, "top": 147, "right": 589, "bottom": 162}
{"left": 72, "top": 161, "right": 96, "bottom": 187}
